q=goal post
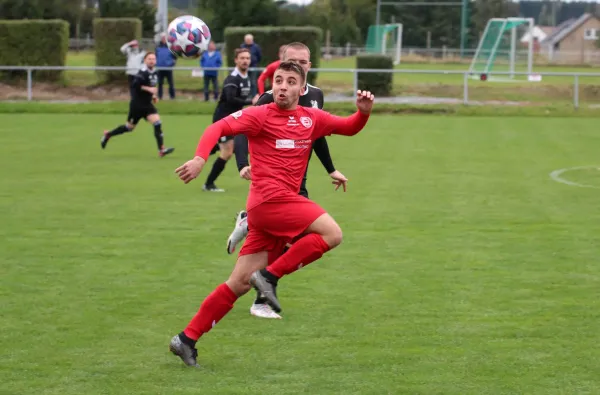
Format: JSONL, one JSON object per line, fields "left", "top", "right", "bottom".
{"left": 366, "top": 24, "right": 403, "bottom": 64}
{"left": 469, "top": 18, "right": 534, "bottom": 81}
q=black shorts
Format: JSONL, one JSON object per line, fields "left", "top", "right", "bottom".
{"left": 127, "top": 102, "right": 157, "bottom": 125}
{"left": 210, "top": 136, "right": 234, "bottom": 155}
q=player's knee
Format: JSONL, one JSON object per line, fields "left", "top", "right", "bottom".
{"left": 226, "top": 275, "right": 252, "bottom": 296}
{"left": 219, "top": 142, "right": 234, "bottom": 160}
{"left": 126, "top": 122, "right": 135, "bottom": 131}
{"left": 323, "top": 223, "right": 343, "bottom": 248}
{"left": 219, "top": 150, "right": 233, "bottom": 161}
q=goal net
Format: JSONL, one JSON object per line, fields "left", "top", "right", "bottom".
{"left": 469, "top": 18, "right": 535, "bottom": 81}
{"left": 366, "top": 24, "right": 403, "bottom": 65}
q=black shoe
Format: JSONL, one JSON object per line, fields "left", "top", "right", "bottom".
{"left": 202, "top": 184, "right": 225, "bottom": 192}
{"left": 159, "top": 147, "right": 175, "bottom": 157}
{"left": 250, "top": 270, "right": 281, "bottom": 313}
{"left": 101, "top": 131, "right": 110, "bottom": 149}
{"left": 169, "top": 335, "right": 199, "bottom": 367}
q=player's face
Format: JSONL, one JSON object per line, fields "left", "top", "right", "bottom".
{"left": 235, "top": 52, "right": 251, "bottom": 72}
{"left": 273, "top": 69, "right": 303, "bottom": 110}
{"left": 145, "top": 54, "right": 156, "bottom": 68}
{"left": 283, "top": 48, "right": 311, "bottom": 79}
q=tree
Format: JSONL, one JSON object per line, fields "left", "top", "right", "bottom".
{"left": 198, "top": 0, "right": 279, "bottom": 42}
{"left": 98, "top": 0, "right": 156, "bottom": 37}
{"left": 471, "top": 0, "right": 518, "bottom": 37}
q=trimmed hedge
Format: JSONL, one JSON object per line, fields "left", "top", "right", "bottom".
{"left": 224, "top": 26, "right": 322, "bottom": 86}
{"left": 0, "top": 20, "right": 69, "bottom": 82}
{"left": 356, "top": 54, "right": 393, "bottom": 97}
{"left": 94, "top": 18, "right": 142, "bottom": 83}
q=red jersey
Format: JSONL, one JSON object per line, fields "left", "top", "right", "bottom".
{"left": 257, "top": 60, "right": 281, "bottom": 95}
{"left": 195, "top": 103, "right": 369, "bottom": 210}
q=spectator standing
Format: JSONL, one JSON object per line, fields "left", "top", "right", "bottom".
{"left": 155, "top": 33, "right": 177, "bottom": 100}
{"left": 200, "top": 41, "right": 222, "bottom": 102}
{"left": 120, "top": 40, "right": 146, "bottom": 98}
{"left": 240, "top": 34, "right": 262, "bottom": 97}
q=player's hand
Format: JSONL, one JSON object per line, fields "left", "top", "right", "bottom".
{"left": 356, "top": 90, "right": 375, "bottom": 115}
{"left": 152, "top": 96, "right": 159, "bottom": 104}
{"left": 329, "top": 170, "right": 348, "bottom": 192}
{"left": 129, "top": 40, "right": 138, "bottom": 46}
{"left": 175, "top": 156, "right": 206, "bottom": 184}
{"left": 239, "top": 166, "right": 252, "bottom": 180}
{"left": 251, "top": 94, "right": 260, "bottom": 105}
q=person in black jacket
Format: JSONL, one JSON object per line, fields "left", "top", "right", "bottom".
{"left": 100, "top": 52, "right": 174, "bottom": 157}
{"left": 202, "top": 48, "right": 258, "bottom": 192}
{"left": 226, "top": 42, "right": 348, "bottom": 319}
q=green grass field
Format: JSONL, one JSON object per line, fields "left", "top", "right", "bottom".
{"left": 2, "top": 113, "right": 600, "bottom": 394}
{"left": 54, "top": 52, "right": 600, "bottom": 105}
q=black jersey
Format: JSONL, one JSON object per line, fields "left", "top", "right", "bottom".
{"left": 213, "top": 68, "right": 253, "bottom": 122}
{"left": 257, "top": 83, "right": 324, "bottom": 109}
{"left": 131, "top": 65, "right": 158, "bottom": 106}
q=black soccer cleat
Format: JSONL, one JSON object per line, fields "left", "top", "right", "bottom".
{"left": 100, "top": 131, "right": 110, "bottom": 149}
{"left": 159, "top": 147, "right": 175, "bottom": 157}
{"left": 169, "top": 335, "right": 199, "bottom": 367}
{"left": 250, "top": 270, "right": 281, "bottom": 313}
{"left": 202, "top": 184, "right": 225, "bottom": 192}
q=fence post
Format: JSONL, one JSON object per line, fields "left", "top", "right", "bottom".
{"left": 573, "top": 74, "right": 579, "bottom": 109}
{"left": 463, "top": 72, "right": 468, "bottom": 105}
{"left": 27, "top": 68, "right": 32, "bottom": 101}
{"left": 353, "top": 69, "right": 358, "bottom": 96}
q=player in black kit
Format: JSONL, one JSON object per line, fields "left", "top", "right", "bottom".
{"left": 202, "top": 48, "right": 258, "bottom": 192}
{"left": 226, "top": 42, "right": 348, "bottom": 319}
{"left": 100, "top": 52, "right": 174, "bottom": 157}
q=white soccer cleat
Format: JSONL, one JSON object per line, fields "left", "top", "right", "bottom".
{"left": 250, "top": 303, "right": 282, "bottom": 319}
{"left": 226, "top": 211, "right": 249, "bottom": 254}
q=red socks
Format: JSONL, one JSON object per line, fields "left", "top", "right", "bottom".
{"left": 266, "top": 233, "right": 330, "bottom": 278}
{"left": 183, "top": 283, "right": 238, "bottom": 341}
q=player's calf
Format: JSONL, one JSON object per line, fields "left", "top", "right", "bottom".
{"left": 101, "top": 123, "right": 135, "bottom": 149}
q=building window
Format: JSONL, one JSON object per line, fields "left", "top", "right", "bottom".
{"left": 584, "top": 28, "right": 598, "bottom": 40}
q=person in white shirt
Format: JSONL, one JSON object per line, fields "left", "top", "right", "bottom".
{"left": 120, "top": 40, "right": 146, "bottom": 98}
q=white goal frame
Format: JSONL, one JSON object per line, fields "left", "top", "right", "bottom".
{"left": 469, "top": 18, "right": 535, "bottom": 81}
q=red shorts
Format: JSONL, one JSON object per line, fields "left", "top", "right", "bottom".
{"left": 238, "top": 192, "right": 326, "bottom": 258}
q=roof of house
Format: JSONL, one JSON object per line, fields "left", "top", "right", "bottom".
{"left": 539, "top": 26, "right": 555, "bottom": 35}
{"left": 543, "top": 13, "right": 593, "bottom": 45}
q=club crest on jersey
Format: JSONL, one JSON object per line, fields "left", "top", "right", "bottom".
{"left": 231, "top": 110, "right": 243, "bottom": 119}
{"left": 300, "top": 116, "right": 312, "bottom": 128}
{"left": 311, "top": 100, "right": 318, "bottom": 108}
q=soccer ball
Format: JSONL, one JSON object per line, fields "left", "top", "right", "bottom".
{"left": 166, "top": 15, "right": 211, "bottom": 58}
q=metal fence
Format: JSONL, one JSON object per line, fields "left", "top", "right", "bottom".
{"left": 1, "top": 65, "right": 600, "bottom": 108}
{"left": 67, "top": 39, "right": 600, "bottom": 65}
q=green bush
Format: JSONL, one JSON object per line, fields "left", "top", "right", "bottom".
{"left": 93, "top": 18, "right": 142, "bottom": 83}
{"left": 0, "top": 20, "right": 69, "bottom": 82}
{"left": 224, "top": 26, "right": 322, "bottom": 86}
{"left": 356, "top": 54, "right": 393, "bottom": 97}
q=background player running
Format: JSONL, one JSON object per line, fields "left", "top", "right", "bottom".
{"left": 202, "top": 48, "right": 259, "bottom": 192}
{"left": 170, "top": 61, "right": 374, "bottom": 367}
{"left": 228, "top": 42, "right": 348, "bottom": 319}
{"left": 100, "top": 52, "right": 174, "bottom": 158}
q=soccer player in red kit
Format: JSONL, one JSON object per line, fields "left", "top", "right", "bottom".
{"left": 256, "top": 45, "right": 285, "bottom": 95}
{"left": 170, "top": 61, "right": 374, "bottom": 367}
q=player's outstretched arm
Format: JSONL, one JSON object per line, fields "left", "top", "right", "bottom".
{"left": 313, "top": 90, "right": 375, "bottom": 138}
{"left": 176, "top": 107, "right": 265, "bottom": 184}
{"left": 175, "top": 120, "right": 232, "bottom": 183}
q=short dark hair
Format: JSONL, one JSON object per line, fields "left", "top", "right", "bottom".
{"left": 282, "top": 42, "right": 311, "bottom": 58}
{"left": 144, "top": 52, "right": 154, "bottom": 60}
{"left": 234, "top": 48, "right": 250, "bottom": 59}
{"left": 276, "top": 61, "right": 306, "bottom": 83}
